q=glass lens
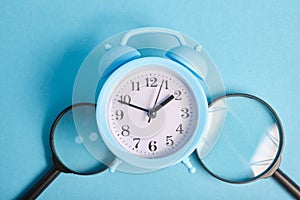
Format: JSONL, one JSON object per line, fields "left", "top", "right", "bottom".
{"left": 52, "top": 104, "right": 111, "bottom": 174}
{"left": 197, "top": 95, "right": 283, "bottom": 183}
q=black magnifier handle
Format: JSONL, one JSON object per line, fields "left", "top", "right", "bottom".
{"left": 272, "top": 168, "right": 300, "bottom": 199}
{"left": 21, "top": 166, "right": 61, "bottom": 200}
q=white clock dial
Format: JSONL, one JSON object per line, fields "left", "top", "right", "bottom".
{"left": 107, "top": 66, "right": 199, "bottom": 158}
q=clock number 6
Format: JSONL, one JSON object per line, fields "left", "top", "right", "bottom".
{"left": 148, "top": 141, "right": 157, "bottom": 152}
{"left": 121, "top": 125, "right": 130, "bottom": 136}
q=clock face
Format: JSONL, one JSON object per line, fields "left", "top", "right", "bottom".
{"left": 107, "top": 66, "right": 199, "bottom": 158}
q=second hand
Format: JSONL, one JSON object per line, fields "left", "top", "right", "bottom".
{"left": 148, "top": 80, "right": 164, "bottom": 123}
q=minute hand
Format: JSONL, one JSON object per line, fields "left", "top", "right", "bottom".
{"left": 118, "top": 100, "right": 149, "bottom": 112}
{"left": 153, "top": 95, "right": 175, "bottom": 112}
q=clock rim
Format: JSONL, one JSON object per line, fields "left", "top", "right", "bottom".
{"left": 96, "top": 57, "right": 208, "bottom": 171}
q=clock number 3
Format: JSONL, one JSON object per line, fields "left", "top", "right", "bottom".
{"left": 181, "top": 108, "right": 189, "bottom": 118}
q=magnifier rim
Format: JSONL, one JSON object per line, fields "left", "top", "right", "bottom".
{"left": 49, "top": 102, "right": 109, "bottom": 175}
{"left": 197, "top": 93, "right": 284, "bottom": 184}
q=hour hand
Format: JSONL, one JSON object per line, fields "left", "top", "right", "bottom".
{"left": 118, "top": 100, "right": 149, "bottom": 112}
{"left": 154, "top": 95, "right": 174, "bottom": 112}
{"left": 148, "top": 95, "right": 175, "bottom": 122}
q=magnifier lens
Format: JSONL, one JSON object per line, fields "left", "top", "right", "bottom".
{"left": 198, "top": 95, "right": 282, "bottom": 183}
{"left": 52, "top": 105, "right": 107, "bottom": 174}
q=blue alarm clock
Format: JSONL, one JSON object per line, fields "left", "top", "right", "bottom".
{"left": 95, "top": 28, "right": 211, "bottom": 173}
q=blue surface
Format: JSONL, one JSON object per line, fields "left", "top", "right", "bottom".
{"left": 0, "top": 1, "right": 299, "bottom": 199}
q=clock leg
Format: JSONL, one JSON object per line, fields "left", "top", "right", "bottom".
{"left": 182, "top": 157, "right": 196, "bottom": 174}
{"left": 109, "top": 157, "right": 122, "bottom": 173}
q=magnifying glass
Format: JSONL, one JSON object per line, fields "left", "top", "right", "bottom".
{"left": 22, "top": 103, "right": 113, "bottom": 200}
{"left": 196, "top": 93, "right": 300, "bottom": 199}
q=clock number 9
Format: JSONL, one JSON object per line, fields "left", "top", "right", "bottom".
{"left": 121, "top": 125, "right": 130, "bottom": 136}
{"left": 115, "top": 110, "right": 124, "bottom": 120}
{"left": 148, "top": 141, "right": 157, "bottom": 152}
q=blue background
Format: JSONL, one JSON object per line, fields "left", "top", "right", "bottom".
{"left": 1, "top": 1, "right": 299, "bottom": 199}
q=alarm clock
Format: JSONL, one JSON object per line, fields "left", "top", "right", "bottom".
{"left": 96, "top": 27, "right": 211, "bottom": 173}
{"left": 72, "top": 27, "right": 225, "bottom": 173}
